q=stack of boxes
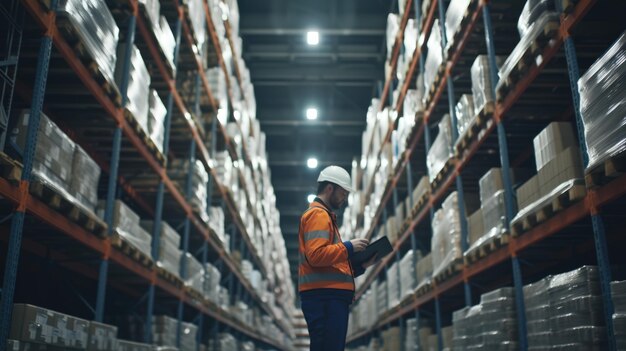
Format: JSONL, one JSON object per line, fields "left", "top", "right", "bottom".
{"left": 578, "top": 31, "right": 626, "bottom": 170}
{"left": 153, "top": 315, "right": 197, "bottom": 351}
{"left": 117, "top": 340, "right": 153, "bottom": 351}
{"left": 386, "top": 262, "right": 400, "bottom": 309}
{"left": 416, "top": 252, "right": 433, "bottom": 290}
{"left": 431, "top": 192, "right": 462, "bottom": 277}
{"left": 454, "top": 94, "right": 475, "bottom": 141}
{"left": 399, "top": 250, "right": 417, "bottom": 299}
{"left": 57, "top": 0, "right": 119, "bottom": 90}
{"left": 87, "top": 321, "right": 118, "bottom": 351}
{"left": 444, "top": 0, "right": 473, "bottom": 53}
{"left": 381, "top": 327, "right": 401, "bottom": 351}
{"left": 423, "top": 20, "right": 443, "bottom": 99}
{"left": 515, "top": 122, "right": 583, "bottom": 216}
{"left": 148, "top": 90, "right": 167, "bottom": 153}
{"left": 524, "top": 266, "right": 607, "bottom": 349}
{"left": 97, "top": 200, "right": 152, "bottom": 258}
{"left": 141, "top": 221, "right": 182, "bottom": 277}
{"left": 181, "top": 253, "right": 205, "bottom": 294}
{"left": 115, "top": 43, "right": 150, "bottom": 133}
{"left": 138, "top": 0, "right": 176, "bottom": 72}
{"left": 167, "top": 159, "right": 210, "bottom": 223}
{"left": 471, "top": 55, "right": 503, "bottom": 115}
{"left": 204, "top": 263, "right": 222, "bottom": 304}
{"left": 452, "top": 288, "right": 518, "bottom": 349}
{"left": 612, "top": 280, "right": 626, "bottom": 349}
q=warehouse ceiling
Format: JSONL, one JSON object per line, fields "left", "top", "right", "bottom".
{"left": 238, "top": 0, "right": 389, "bottom": 284}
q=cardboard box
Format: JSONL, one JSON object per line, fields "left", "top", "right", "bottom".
{"left": 533, "top": 122, "right": 577, "bottom": 171}
{"left": 117, "top": 340, "right": 153, "bottom": 351}
{"left": 442, "top": 325, "right": 454, "bottom": 348}
{"left": 10, "top": 304, "right": 87, "bottom": 349}
{"left": 538, "top": 147, "right": 583, "bottom": 197}
{"left": 87, "top": 321, "right": 117, "bottom": 351}
{"left": 416, "top": 253, "right": 433, "bottom": 284}
{"left": 468, "top": 209, "right": 484, "bottom": 247}
{"left": 7, "top": 340, "right": 48, "bottom": 351}
{"left": 516, "top": 175, "right": 540, "bottom": 211}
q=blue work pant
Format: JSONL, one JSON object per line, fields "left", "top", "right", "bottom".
{"left": 301, "top": 297, "right": 351, "bottom": 351}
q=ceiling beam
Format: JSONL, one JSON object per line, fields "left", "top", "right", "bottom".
{"left": 249, "top": 63, "right": 382, "bottom": 82}
{"left": 240, "top": 14, "right": 386, "bottom": 36}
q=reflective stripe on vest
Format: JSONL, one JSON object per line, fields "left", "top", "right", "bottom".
{"left": 299, "top": 272, "right": 354, "bottom": 285}
{"left": 303, "top": 230, "right": 330, "bottom": 242}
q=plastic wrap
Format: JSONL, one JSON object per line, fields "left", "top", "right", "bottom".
{"left": 424, "top": 20, "right": 443, "bottom": 98}
{"left": 387, "top": 262, "right": 400, "bottom": 309}
{"left": 152, "top": 316, "right": 178, "bottom": 347}
{"left": 167, "top": 159, "right": 209, "bottom": 222}
{"left": 148, "top": 90, "right": 166, "bottom": 153}
{"left": 97, "top": 200, "right": 152, "bottom": 258}
{"left": 156, "top": 16, "right": 176, "bottom": 71}
{"left": 403, "top": 89, "right": 424, "bottom": 124}
{"left": 386, "top": 13, "right": 400, "bottom": 59}
{"left": 187, "top": 0, "right": 207, "bottom": 48}
{"left": 426, "top": 115, "right": 453, "bottom": 182}
{"left": 138, "top": 0, "right": 159, "bottom": 29}
{"left": 471, "top": 55, "right": 504, "bottom": 114}
{"left": 140, "top": 220, "right": 182, "bottom": 276}
{"left": 57, "top": 0, "right": 119, "bottom": 88}
{"left": 87, "top": 321, "right": 118, "bottom": 351}
{"left": 454, "top": 94, "right": 475, "bottom": 140}
{"left": 179, "top": 322, "right": 198, "bottom": 351}
{"left": 444, "top": 0, "right": 472, "bottom": 52}
{"left": 69, "top": 145, "right": 101, "bottom": 211}
{"left": 464, "top": 191, "right": 506, "bottom": 254}
{"left": 431, "top": 192, "right": 462, "bottom": 277}
{"left": 512, "top": 179, "right": 584, "bottom": 226}
{"left": 376, "top": 280, "right": 388, "bottom": 314}
{"left": 578, "top": 31, "right": 626, "bottom": 171}
{"left": 115, "top": 43, "right": 150, "bottom": 131}
{"left": 497, "top": 12, "right": 559, "bottom": 93}
{"left": 182, "top": 253, "right": 204, "bottom": 293}
{"left": 404, "top": 19, "right": 418, "bottom": 59}
{"left": 517, "top": 0, "right": 555, "bottom": 38}
{"left": 14, "top": 110, "right": 75, "bottom": 192}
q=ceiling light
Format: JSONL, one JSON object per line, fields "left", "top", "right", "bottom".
{"left": 307, "top": 31, "right": 319, "bottom": 45}
{"left": 307, "top": 158, "right": 318, "bottom": 169}
{"left": 307, "top": 194, "right": 316, "bottom": 203}
{"left": 306, "top": 107, "right": 318, "bottom": 120}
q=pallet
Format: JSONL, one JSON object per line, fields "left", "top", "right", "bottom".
{"left": 511, "top": 183, "right": 587, "bottom": 237}
{"left": 0, "top": 152, "right": 23, "bottom": 183}
{"left": 156, "top": 266, "right": 184, "bottom": 289}
{"left": 585, "top": 150, "right": 626, "bottom": 188}
{"left": 415, "top": 281, "right": 433, "bottom": 298}
{"left": 445, "top": 0, "right": 479, "bottom": 58}
{"left": 29, "top": 177, "right": 108, "bottom": 237}
{"left": 464, "top": 232, "right": 510, "bottom": 265}
{"left": 185, "top": 285, "right": 206, "bottom": 302}
{"left": 123, "top": 109, "right": 167, "bottom": 166}
{"left": 496, "top": 19, "right": 560, "bottom": 101}
{"left": 410, "top": 192, "right": 429, "bottom": 219}
{"left": 455, "top": 102, "right": 495, "bottom": 158}
{"left": 430, "top": 159, "right": 454, "bottom": 193}
{"left": 424, "top": 63, "right": 447, "bottom": 108}
{"left": 111, "top": 233, "right": 154, "bottom": 268}
{"left": 433, "top": 258, "right": 463, "bottom": 283}
{"left": 55, "top": 18, "right": 122, "bottom": 106}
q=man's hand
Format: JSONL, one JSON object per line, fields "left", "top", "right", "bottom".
{"left": 350, "top": 238, "right": 369, "bottom": 252}
{"left": 362, "top": 254, "right": 378, "bottom": 268}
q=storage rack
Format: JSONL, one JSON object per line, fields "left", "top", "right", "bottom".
{"left": 0, "top": 0, "right": 293, "bottom": 350}
{"left": 346, "top": 0, "right": 625, "bottom": 350}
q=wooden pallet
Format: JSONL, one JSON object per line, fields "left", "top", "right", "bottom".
{"left": 29, "top": 177, "right": 108, "bottom": 237}
{"left": 424, "top": 63, "right": 447, "bottom": 108}
{"left": 511, "top": 183, "right": 587, "bottom": 237}
{"left": 455, "top": 102, "right": 495, "bottom": 158}
{"left": 0, "top": 152, "right": 23, "bottom": 183}
{"left": 55, "top": 17, "right": 122, "bottom": 106}
{"left": 185, "top": 285, "right": 206, "bottom": 302}
{"left": 156, "top": 266, "right": 184, "bottom": 289}
{"left": 123, "top": 109, "right": 167, "bottom": 166}
{"left": 111, "top": 233, "right": 154, "bottom": 268}
{"left": 433, "top": 258, "right": 463, "bottom": 283}
{"left": 410, "top": 192, "right": 430, "bottom": 218}
{"left": 430, "top": 159, "right": 454, "bottom": 193}
{"left": 585, "top": 150, "right": 626, "bottom": 188}
{"left": 464, "top": 232, "right": 510, "bottom": 265}
{"left": 415, "top": 281, "right": 433, "bottom": 298}
{"left": 496, "top": 19, "right": 560, "bottom": 101}
{"left": 445, "top": 0, "right": 480, "bottom": 58}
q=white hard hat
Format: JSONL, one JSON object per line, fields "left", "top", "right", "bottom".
{"left": 317, "top": 165, "right": 354, "bottom": 192}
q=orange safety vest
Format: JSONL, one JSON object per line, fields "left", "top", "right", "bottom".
{"left": 298, "top": 200, "right": 355, "bottom": 292}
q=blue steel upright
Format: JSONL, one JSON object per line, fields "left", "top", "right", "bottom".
{"left": 557, "top": 8, "right": 615, "bottom": 347}
{"left": 482, "top": 4, "right": 527, "bottom": 350}
{"left": 0, "top": 1, "right": 58, "bottom": 347}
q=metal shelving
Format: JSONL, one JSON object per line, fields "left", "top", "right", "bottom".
{"left": 347, "top": 0, "right": 624, "bottom": 349}
{"left": 0, "top": 0, "right": 292, "bottom": 349}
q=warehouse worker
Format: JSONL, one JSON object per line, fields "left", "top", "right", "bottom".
{"left": 298, "top": 165, "right": 377, "bottom": 351}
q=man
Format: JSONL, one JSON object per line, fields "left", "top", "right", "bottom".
{"left": 298, "top": 165, "right": 377, "bottom": 351}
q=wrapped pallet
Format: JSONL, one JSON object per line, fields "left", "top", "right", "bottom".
{"left": 386, "top": 14, "right": 401, "bottom": 59}
{"left": 578, "top": 31, "right": 626, "bottom": 171}
{"left": 117, "top": 340, "right": 153, "bottom": 351}
{"left": 612, "top": 280, "right": 626, "bottom": 349}
{"left": 97, "top": 200, "right": 152, "bottom": 258}
{"left": 69, "top": 145, "right": 101, "bottom": 211}
{"left": 182, "top": 253, "right": 204, "bottom": 293}
{"left": 416, "top": 252, "right": 433, "bottom": 288}
{"left": 471, "top": 55, "right": 504, "bottom": 114}
{"left": 14, "top": 110, "right": 75, "bottom": 193}
{"left": 431, "top": 192, "right": 462, "bottom": 277}
{"left": 517, "top": 0, "right": 555, "bottom": 38}
{"left": 400, "top": 250, "right": 417, "bottom": 298}
{"left": 387, "top": 262, "right": 400, "bottom": 309}
{"left": 87, "top": 321, "right": 118, "bottom": 351}
{"left": 156, "top": 16, "right": 176, "bottom": 71}
{"left": 148, "top": 90, "right": 167, "bottom": 153}
{"left": 57, "top": 0, "right": 119, "bottom": 89}
{"left": 444, "top": 0, "right": 473, "bottom": 52}
{"left": 423, "top": 20, "right": 443, "bottom": 100}
{"left": 426, "top": 115, "right": 453, "bottom": 182}
{"left": 114, "top": 43, "right": 151, "bottom": 131}
{"left": 141, "top": 221, "right": 182, "bottom": 277}
{"left": 167, "top": 159, "right": 209, "bottom": 222}
{"left": 454, "top": 94, "right": 475, "bottom": 140}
